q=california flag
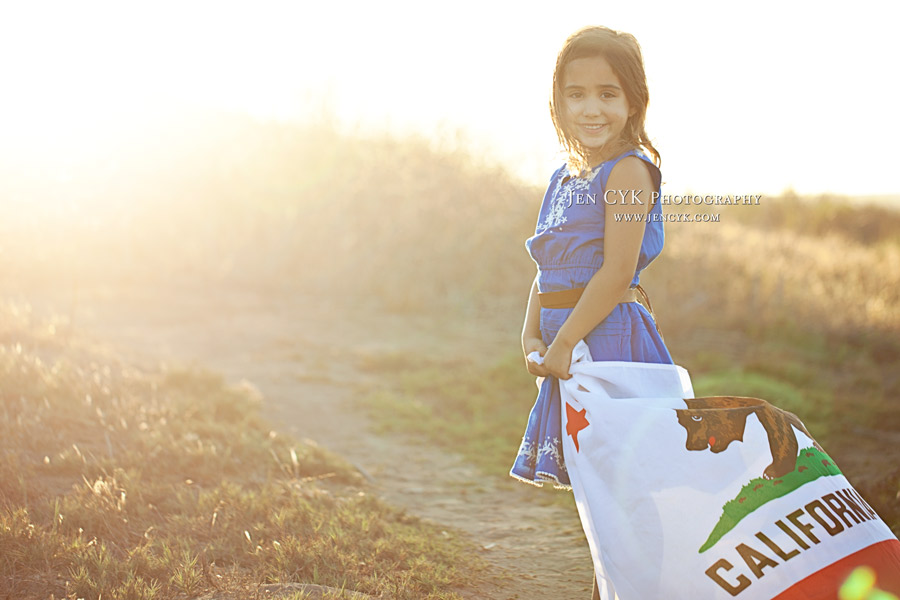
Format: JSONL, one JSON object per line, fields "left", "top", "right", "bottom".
{"left": 555, "top": 340, "right": 900, "bottom": 599}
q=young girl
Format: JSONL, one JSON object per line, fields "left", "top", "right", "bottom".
{"left": 509, "top": 25, "right": 672, "bottom": 599}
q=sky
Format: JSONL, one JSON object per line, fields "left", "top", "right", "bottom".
{"left": 1, "top": 0, "right": 898, "bottom": 197}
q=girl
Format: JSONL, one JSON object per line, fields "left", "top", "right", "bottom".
{"left": 508, "top": 25, "right": 672, "bottom": 599}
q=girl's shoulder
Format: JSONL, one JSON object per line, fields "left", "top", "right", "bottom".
{"left": 602, "top": 149, "right": 661, "bottom": 191}
{"left": 608, "top": 148, "right": 656, "bottom": 170}
{"left": 550, "top": 163, "right": 569, "bottom": 182}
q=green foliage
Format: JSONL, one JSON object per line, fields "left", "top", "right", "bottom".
{"left": 692, "top": 369, "right": 831, "bottom": 440}
{"left": 359, "top": 349, "right": 538, "bottom": 480}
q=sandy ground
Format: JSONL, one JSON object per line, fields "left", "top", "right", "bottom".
{"left": 22, "top": 283, "right": 595, "bottom": 600}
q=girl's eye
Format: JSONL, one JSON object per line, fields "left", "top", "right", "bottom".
{"left": 568, "top": 93, "right": 582, "bottom": 99}
{"left": 691, "top": 415, "right": 702, "bottom": 422}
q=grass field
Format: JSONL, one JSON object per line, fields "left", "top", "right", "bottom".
{"left": 2, "top": 114, "right": 898, "bottom": 594}
{"left": 0, "top": 301, "right": 486, "bottom": 599}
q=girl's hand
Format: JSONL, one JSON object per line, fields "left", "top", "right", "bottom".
{"left": 542, "top": 338, "right": 575, "bottom": 380}
{"left": 522, "top": 336, "right": 549, "bottom": 377}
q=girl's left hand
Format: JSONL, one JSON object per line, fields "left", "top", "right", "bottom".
{"left": 542, "top": 338, "right": 574, "bottom": 380}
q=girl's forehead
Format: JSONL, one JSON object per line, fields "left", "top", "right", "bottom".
{"left": 562, "top": 55, "right": 621, "bottom": 87}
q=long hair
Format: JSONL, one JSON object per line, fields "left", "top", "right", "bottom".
{"left": 550, "top": 26, "right": 660, "bottom": 177}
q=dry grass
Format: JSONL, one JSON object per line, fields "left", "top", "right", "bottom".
{"left": 657, "top": 219, "right": 900, "bottom": 336}
{"left": 0, "top": 113, "right": 536, "bottom": 314}
{"left": 0, "top": 301, "right": 486, "bottom": 599}
{"left": 1, "top": 111, "right": 896, "bottom": 335}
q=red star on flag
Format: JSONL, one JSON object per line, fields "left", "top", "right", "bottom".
{"left": 566, "top": 402, "right": 590, "bottom": 452}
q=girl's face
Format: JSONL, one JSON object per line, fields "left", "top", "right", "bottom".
{"left": 560, "top": 55, "right": 634, "bottom": 166}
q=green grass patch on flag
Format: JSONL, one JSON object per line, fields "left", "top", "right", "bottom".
{"left": 699, "top": 446, "right": 842, "bottom": 552}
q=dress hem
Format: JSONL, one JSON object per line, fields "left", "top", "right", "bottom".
{"left": 508, "top": 469, "right": 573, "bottom": 491}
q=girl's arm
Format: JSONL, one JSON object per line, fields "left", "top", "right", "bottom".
{"left": 541, "top": 156, "right": 655, "bottom": 380}
{"left": 522, "top": 272, "right": 549, "bottom": 376}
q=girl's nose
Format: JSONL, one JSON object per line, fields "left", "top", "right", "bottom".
{"left": 583, "top": 97, "right": 601, "bottom": 116}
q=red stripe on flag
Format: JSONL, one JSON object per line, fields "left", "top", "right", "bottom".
{"left": 773, "top": 538, "right": 900, "bottom": 599}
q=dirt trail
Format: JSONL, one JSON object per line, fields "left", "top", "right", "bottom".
{"left": 29, "top": 284, "right": 595, "bottom": 600}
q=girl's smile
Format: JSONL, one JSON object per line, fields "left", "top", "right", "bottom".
{"left": 561, "top": 55, "right": 634, "bottom": 167}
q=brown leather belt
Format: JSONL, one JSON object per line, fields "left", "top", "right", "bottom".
{"left": 538, "top": 286, "right": 636, "bottom": 309}
{"left": 537, "top": 284, "right": 663, "bottom": 336}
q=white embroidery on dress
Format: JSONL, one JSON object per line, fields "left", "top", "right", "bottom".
{"left": 515, "top": 435, "right": 568, "bottom": 478}
{"left": 537, "top": 436, "right": 565, "bottom": 471}
{"left": 539, "top": 168, "right": 601, "bottom": 230}
{"left": 516, "top": 439, "right": 537, "bottom": 467}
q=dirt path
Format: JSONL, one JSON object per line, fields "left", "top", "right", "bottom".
{"left": 26, "top": 284, "right": 595, "bottom": 600}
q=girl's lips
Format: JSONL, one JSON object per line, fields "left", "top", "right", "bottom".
{"left": 580, "top": 123, "right": 607, "bottom": 133}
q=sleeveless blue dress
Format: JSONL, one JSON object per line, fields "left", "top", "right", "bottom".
{"left": 510, "top": 149, "right": 674, "bottom": 489}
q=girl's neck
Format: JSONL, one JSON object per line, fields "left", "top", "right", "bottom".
{"left": 587, "top": 143, "right": 636, "bottom": 170}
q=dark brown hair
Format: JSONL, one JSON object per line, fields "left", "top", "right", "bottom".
{"left": 550, "top": 26, "right": 660, "bottom": 176}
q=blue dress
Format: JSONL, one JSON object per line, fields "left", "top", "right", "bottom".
{"left": 510, "top": 149, "right": 674, "bottom": 489}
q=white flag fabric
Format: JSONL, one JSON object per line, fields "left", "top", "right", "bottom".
{"left": 541, "top": 341, "right": 900, "bottom": 599}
